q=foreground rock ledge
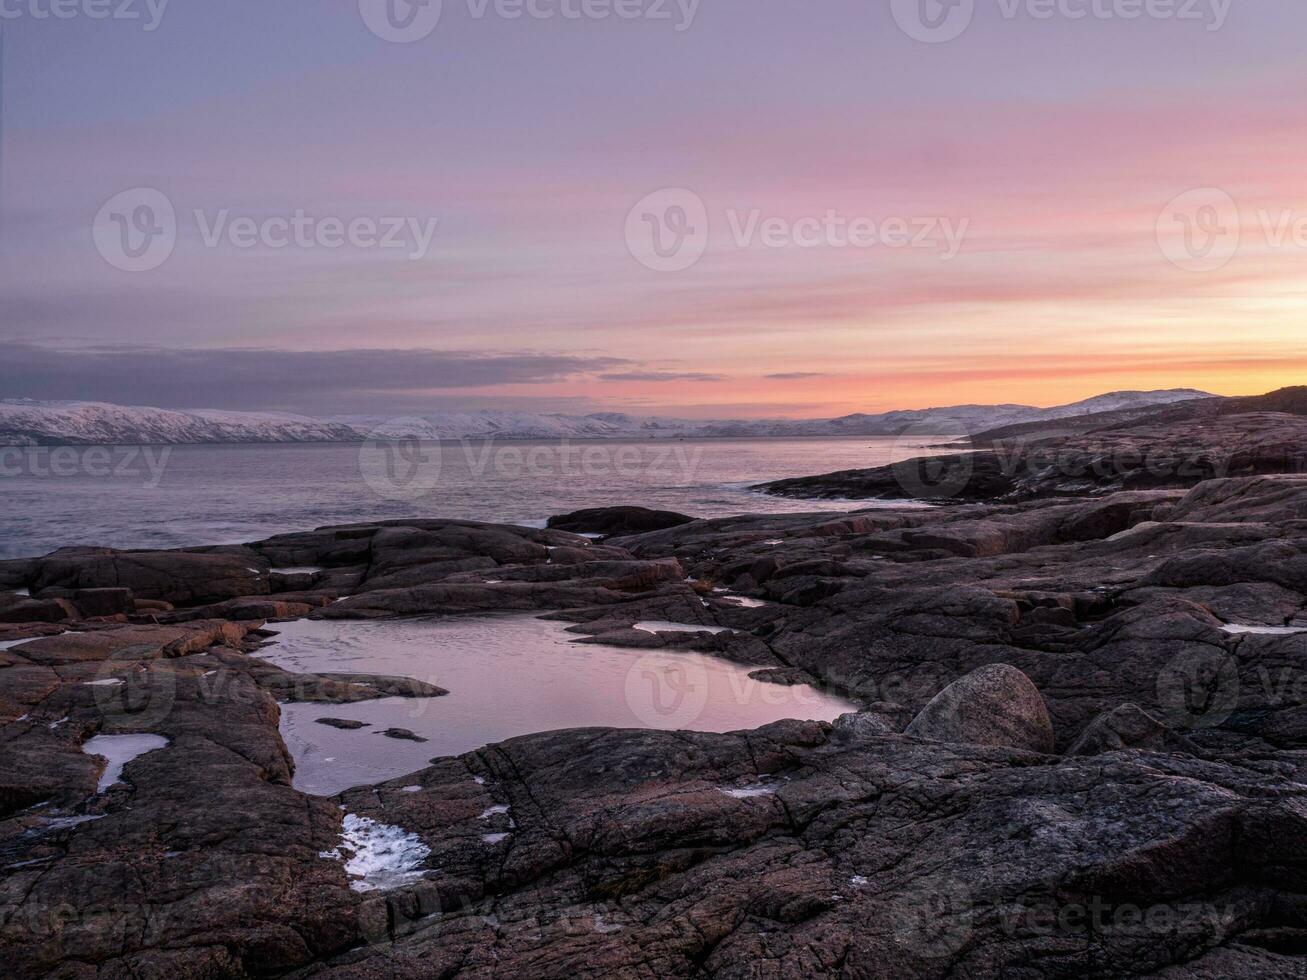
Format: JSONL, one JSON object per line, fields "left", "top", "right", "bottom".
{"left": 7, "top": 478, "right": 1307, "bottom": 975}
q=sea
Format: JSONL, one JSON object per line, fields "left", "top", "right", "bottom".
{"left": 0, "top": 435, "right": 952, "bottom": 560}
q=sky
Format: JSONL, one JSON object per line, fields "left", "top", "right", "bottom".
{"left": 3, "top": 0, "right": 1307, "bottom": 419}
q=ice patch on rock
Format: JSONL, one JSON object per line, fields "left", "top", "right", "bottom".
{"left": 271, "top": 566, "right": 324, "bottom": 575}
{"left": 723, "top": 596, "right": 768, "bottom": 609}
{"left": 400, "top": 785, "right": 422, "bottom": 793}
{"left": 482, "top": 832, "right": 510, "bottom": 844}
{"left": 323, "top": 813, "right": 432, "bottom": 893}
{"left": 1221, "top": 624, "right": 1307, "bottom": 635}
{"left": 84, "top": 678, "right": 124, "bottom": 687}
{"left": 719, "top": 783, "right": 776, "bottom": 799}
{"left": 634, "top": 621, "right": 733, "bottom": 635}
{"left": 43, "top": 814, "right": 106, "bottom": 831}
{"left": 82, "top": 734, "right": 169, "bottom": 792}
{"left": 479, "top": 804, "right": 510, "bottom": 819}
{"left": 1105, "top": 521, "right": 1161, "bottom": 543}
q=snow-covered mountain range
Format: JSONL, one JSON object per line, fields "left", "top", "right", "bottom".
{"left": 0, "top": 401, "right": 359, "bottom": 446}
{"left": 0, "top": 390, "right": 1212, "bottom": 446}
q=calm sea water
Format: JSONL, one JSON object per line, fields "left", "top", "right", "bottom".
{"left": 0, "top": 436, "right": 948, "bottom": 559}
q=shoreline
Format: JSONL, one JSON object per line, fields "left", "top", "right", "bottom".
{"left": 8, "top": 419, "right": 1307, "bottom": 974}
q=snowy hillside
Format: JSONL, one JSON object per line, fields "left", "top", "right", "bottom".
{"left": 0, "top": 401, "right": 360, "bottom": 446}
{"left": 0, "top": 390, "right": 1213, "bottom": 446}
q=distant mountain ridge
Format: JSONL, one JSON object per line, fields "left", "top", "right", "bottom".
{"left": 0, "top": 389, "right": 1212, "bottom": 446}
{"left": 972, "top": 386, "right": 1307, "bottom": 443}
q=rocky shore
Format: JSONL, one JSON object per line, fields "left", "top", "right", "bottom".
{"left": 8, "top": 424, "right": 1307, "bottom": 975}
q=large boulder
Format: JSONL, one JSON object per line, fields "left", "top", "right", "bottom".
{"left": 904, "top": 663, "right": 1055, "bottom": 753}
{"left": 547, "top": 506, "right": 695, "bottom": 536}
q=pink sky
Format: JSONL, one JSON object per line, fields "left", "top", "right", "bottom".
{"left": 4, "top": 1, "right": 1307, "bottom": 417}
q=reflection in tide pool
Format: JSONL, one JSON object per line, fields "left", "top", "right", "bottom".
{"left": 261, "top": 614, "right": 856, "bottom": 796}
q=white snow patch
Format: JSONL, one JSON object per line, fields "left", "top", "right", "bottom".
{"left": 850, "top": 875, "right": 868, "bottom": 887}
{"left": 400, "top": 785, "right": 423, "bottom": 793}
{"left": 0, "top": 637, "right": 38, "bottom": 651}
{"left": 634, "top": 621, "right": 733, "bottom": 636}
{"left": 6, "top": 857, "right": 54, "bottom": 869}
{"left": 1221, "top": 624, "right": 1307, "bottom": 636}
{"left": 481, "top": 832, "right": 510, "bottom": 844}
{"left": 473, "top": 776, "right": 486, "bottom": 785}
{"left": 82, "top": 734, "right": 169, "bottom": 792}
{"left": 479, "top": 805, "right": 510, "bottom": 819}
{"left": 48, "top": 717, "right": 68, "bottom": 729}
{"left": 323, "top": 813, "right": 432, "bottom": 893}
{"left": 718, "top": 784, "right": 776, "bottom": 799}
{"left": 13, "top": 588, "right": 30, "bottom": 597}
{"left": 723, "top": 596, "right": 768, "bottom": 609}
{"left": 1105, "top": 521, "right": 1161, "bottom": 543}
{"left": 43, "top": 814, "right": 105, "bottom": 831}
{"left": 84, "top": 678, "right": 124, "bottom": 687}
{"left": 271, "top": 566, "right": 324, "bottom": 575}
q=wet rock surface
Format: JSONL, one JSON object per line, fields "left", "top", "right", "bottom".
{"left": 10, "top": 465, "right": 1307, "bottom": 974}
{"left": 547, "top": 505, "right": 696, "bottom": 537}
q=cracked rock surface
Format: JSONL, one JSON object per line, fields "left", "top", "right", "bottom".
{"left": 8, "top": 461, "right": 1307, "bottom": 975}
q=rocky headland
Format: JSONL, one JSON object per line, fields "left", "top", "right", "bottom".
{"left": 7, "top": 416, "right": 1307, "bottom": 976}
